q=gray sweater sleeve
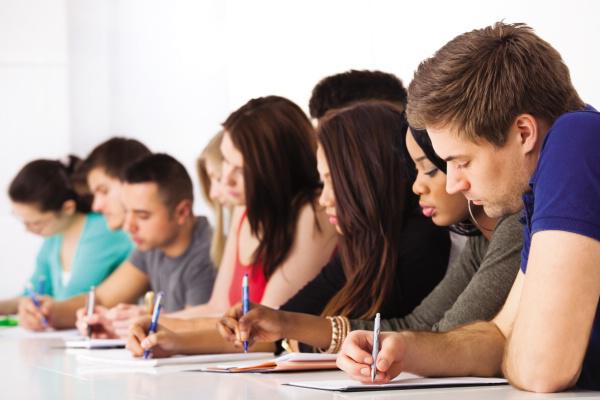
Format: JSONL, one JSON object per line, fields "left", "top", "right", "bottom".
{"left": 349, "top": 212, "right": 523, "bottom": 332}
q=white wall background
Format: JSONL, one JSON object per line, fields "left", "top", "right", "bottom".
{"left": 1, "top": 0, "right": 599, "bottom": 297}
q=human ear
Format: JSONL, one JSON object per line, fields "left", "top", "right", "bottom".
{"left": 174, "top": 199, "right": 192, "bottom": 224}
{"left": 514, "top": 114, "right": 539, "bottom": 155}
{"left": 61, "top": 199, "right": 77, "bottom": 215}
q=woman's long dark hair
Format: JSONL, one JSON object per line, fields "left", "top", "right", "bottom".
{"left": 9, "top": 155, "right": 92, "bottom": 213}
{"left": 223, "top": 96, "right": 321, "bottom": 278}
{"left": 319, "top": 101, "right": 417, "bottom": 319}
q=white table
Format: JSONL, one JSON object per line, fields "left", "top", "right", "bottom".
{"left": 1, "top": 332, "right": 598, "bottom": 399}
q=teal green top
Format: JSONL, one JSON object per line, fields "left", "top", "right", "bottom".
{"left": 28, "top": 213, "right": 133, "bottom": 300}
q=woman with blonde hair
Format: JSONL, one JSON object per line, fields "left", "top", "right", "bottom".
{"left": 196, "top": 130, "right": 229, "bottom": 267}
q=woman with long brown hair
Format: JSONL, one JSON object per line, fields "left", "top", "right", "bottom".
{"left": 216, "top": 101, "right": 450, "bottom": 353}
{"left": 126, "top": 96, "right": 337, "bottom": 356}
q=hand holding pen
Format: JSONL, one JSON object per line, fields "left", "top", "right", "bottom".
{"left": 143, "top": 292, "right": 164, "bottom": 359}
{"left": 336, "top": 327, "right": 409, "bottom": 384}
{"left": 242, "top": 273, "right": 250, "bottom": 353}
{"left": 24, "top": 283, "right": 49, "bottom": 329}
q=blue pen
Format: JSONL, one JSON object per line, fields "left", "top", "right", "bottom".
{"left": 143, "top": 291, "right": 164, "bottom": 359}
{"left": 25, "top": 283, "right": 48, "bottom": 328}
{"left": 242, "top": 273, "right": 249, "bottom": 353}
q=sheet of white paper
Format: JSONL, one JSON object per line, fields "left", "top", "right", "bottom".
{"left": 284, "top": 376, "right": 508, "bottom": 391}
{"left": 65, "top": 338, "right": 126, "bottom": 349}
{"left": 0, "top": 327, "right": 80, "bottom": 340}
{"left": 76, "top": 349, "right": 273, "bottom": 368}
{"left": 206, "top": 352, "right": 337, "bottom": 371}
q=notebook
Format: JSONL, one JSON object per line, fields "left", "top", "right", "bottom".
{"left": 65, "top": 338, "right": 127, "bottom": 349}
{"left": 284, "top": 375, "right": 508, "bottom": 392}
{"left": 203, "top": 352, "right": 338, "bottom": 373}
{"left": 76, "top": 349, "right": 273, "bottom": 368}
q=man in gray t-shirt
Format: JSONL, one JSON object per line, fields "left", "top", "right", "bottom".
{"left": 129, "top": 216, "right": 215, "bottom": 313}
{"left": 75, "top": 154, "right": 217, "bottom": 339}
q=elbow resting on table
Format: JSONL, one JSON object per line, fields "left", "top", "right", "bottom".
{"left": 504, "top": 361, "right": 579, "bottom": 393}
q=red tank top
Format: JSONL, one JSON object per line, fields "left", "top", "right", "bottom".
{"left": 228, "top": 210, "right": 268, "bottom": 305}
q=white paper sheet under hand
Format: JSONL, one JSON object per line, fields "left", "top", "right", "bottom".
{"left": 65, "top": 338, "right": 126, "bottom": 349}
{"left": 284, "top": 374, "right": 508, "bottom": 392}
{"left": 76, "top": 349, "right": 273, "bottom": 368}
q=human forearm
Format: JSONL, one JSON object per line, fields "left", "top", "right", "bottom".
{"left": 48, "top": 295, "right": 86, "bottom": 329}
{"left": 400, "top": 321, "right": 505, "bottom": 377}
{"left": 168, "top": 302, "right": 225, "bottom": 319}
{"left": 160, "top": 316, "right": 220, "bottom": 332}
{"left": 280, "top": 311, "right": 332, "bottom": 350}
{"left": 0, "top": 297, "right": 21, "bottom": 315}
{"left": 500, "top": 232, "right": 600, "bottom": 392}
{"left": 175, "top": 328, "right": 274, "bottom": 354}
{"left": 350, "top": 314, "right": 427, "bottom": 333}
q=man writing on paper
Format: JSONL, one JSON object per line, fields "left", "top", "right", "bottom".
{"left": 337, "top": 22, "right": 600, "bottom": 392}
{"left": 23, "top": 152, "right": 216, "bottom": 337}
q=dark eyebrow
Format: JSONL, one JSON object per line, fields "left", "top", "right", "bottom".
{"left": 414, "top": 156, "right": 427, "bottom": 162}
{"left": 444, "top": 155, "right": 465, "bottom": 162}
{"left": 132, "top": 209, "right": 150, "bottom": 215}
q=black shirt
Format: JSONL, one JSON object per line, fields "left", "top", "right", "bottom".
{"left": 281, "top": 211, "right": 450, "bottom": 320}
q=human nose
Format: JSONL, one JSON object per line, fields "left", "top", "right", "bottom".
{"left": 92, "top": 195, "right": 104, "bottom": 213}
{"left": 123, "top": 213, "right": 136, "bottom": 234}
{"left": 221, "top": 162, "right": 236, "bottom": 187}
{"left": 412, "top": 174, "right": 428, "bottom": 196}
{"left": 319, "top": 183, "right": 335, "bottom": 209}
{"left": 445, "top": 165, "right": 470, "bottom": 194}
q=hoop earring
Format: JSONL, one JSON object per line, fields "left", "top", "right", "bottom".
{"left": 467, "top": 200, "right": 494, "bottom": 233}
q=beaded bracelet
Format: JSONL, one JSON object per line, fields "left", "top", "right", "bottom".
{"left": 320, "top": 315, "right": 352, "bottom": 354}
{"left": 320, "top": 316, "right": 340, "bottom": 354}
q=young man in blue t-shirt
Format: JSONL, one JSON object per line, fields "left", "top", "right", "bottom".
{"left": 337, "top": 22, "right": 600, "bottom": 392}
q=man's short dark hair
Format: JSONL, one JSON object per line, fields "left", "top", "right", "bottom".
{"left": 81, "top": 137, "right": 151, "bottom": 179}
{"left": 309, "top": 70, "right": 408, "bottom": 119}
{"left": 123, "top": 153, "right": 194, "bottom": 210}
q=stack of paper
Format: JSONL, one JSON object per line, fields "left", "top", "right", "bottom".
{"left": 284, "top": 375, "right": 508, "bottom": 392}
{"left": 203, "top": 352, "right": 338, "bottom": 373}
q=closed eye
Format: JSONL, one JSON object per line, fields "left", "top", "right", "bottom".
{"left": 425, "top": 168, "right": 439, "bottom": 177}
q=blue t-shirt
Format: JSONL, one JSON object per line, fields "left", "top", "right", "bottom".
{"left": 28, "top": 213, "right": 133, "bottom": 300}
{"left": 520, "top": 106, "right": 600, "bottom": 389}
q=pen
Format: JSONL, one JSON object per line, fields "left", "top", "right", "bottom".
{"left": 86, "top": 286, "right": 95, "bottom": 338}
{"left": 242, "top": 273, "right": 249, "bottom": 353}
{"left": 25, "top": 283, "right": 48, "bottom": 328}
{"left": 371, "top": 312, "right": 381, "bottom": 383}
{"left": 143, "top": 291, "right": 164, "bottom": 359}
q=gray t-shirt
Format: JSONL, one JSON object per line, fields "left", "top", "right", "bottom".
{"left": 350, "top": 212, "right": 523, "bottom": 332}
{"left": 129, "top": 216, "right": 216, "bottom": 313}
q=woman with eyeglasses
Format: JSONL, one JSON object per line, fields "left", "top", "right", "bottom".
{"left": 0, "top": 156, "right": 133, "bottom": 329}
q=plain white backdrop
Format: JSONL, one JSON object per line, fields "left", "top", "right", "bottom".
{"left": 1, "top": 0, "right": 599, "bottom": 297}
